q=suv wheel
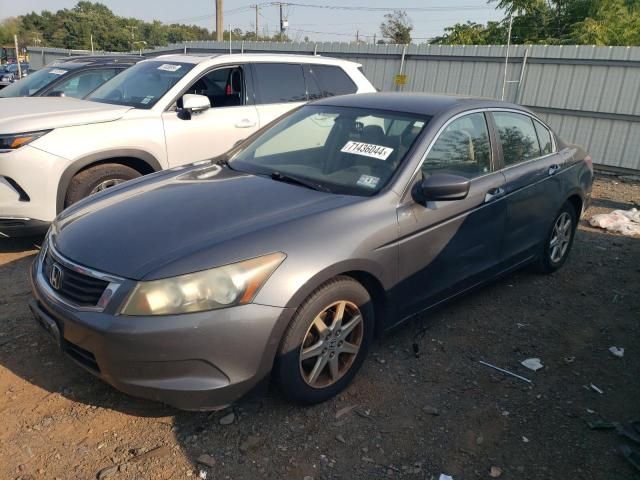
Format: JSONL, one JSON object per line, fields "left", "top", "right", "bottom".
{"left": 535, "top": 201, "right": 578, "bottom": 273}
{"left": 276, "top": 276, "right": 374, "bottom": 405}
{"left": 65, "top": 163, "right": 141, "bottom": 207}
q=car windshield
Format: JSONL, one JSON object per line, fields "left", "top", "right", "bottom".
{"left": 231, "top": 105, "right": 431, "bottom": 196}
{"left": 0, "top": 66, "right": 67, "bottom": 97}
{"left": 86, "top": 60, "right": 194, "bottom": 108}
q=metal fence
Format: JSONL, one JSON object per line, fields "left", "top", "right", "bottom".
{"left": 28, "top": 42, "right": 640, "bottom": 171}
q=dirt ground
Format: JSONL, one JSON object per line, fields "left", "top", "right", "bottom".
{"left": 1, "top": 175, "right": 639, "bottom": 480}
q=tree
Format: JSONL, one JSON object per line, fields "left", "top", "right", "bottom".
{"left": 380, "top": 10, "right": 412, "bottom": 44}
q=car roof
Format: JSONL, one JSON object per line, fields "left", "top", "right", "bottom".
{"left": 145, "top": 53, "right": 360, "bottom": 67}
{"left": 313, "top": 92, "right": 533, "bottom": 117}
{"left": 53, "top": 55, "right": 143, "bottom": 67}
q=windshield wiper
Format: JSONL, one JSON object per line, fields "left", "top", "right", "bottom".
{"left": 215, "top": 157, "right": 234, "bottom": 170}
{"left": 270, "top": 171, "right": 332, "bottom": 193}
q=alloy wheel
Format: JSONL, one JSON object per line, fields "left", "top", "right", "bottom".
{"left": 549, "top": 212, "right": 572, "bottom": 263}
{"left": 299, "top": 300, "right": 364, "bottom": 389}
{"left": 90, "top": 178, "right": 126, "bottom": 194}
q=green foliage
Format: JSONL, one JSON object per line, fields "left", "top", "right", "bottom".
{"left": 432, "top": 0, "right": 640, "bottom": 45}
{"left": 380, "top": 10, "right": 413, "bottom": 44}
{"left": 0, "top": 1, "right": 290, "bottom": 51}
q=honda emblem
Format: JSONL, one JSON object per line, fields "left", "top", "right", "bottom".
{"left": 50, "top": 263, "right": 63, "bottom": 290}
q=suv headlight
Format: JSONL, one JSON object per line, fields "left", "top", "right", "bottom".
{"left": 0, "top": 130, "right": 51, "bottom": 151}
{"left": 120, "top": 252, "right": 286, "bottom": 316}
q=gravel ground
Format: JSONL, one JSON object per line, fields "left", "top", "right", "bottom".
{"left": 0, "top": 175, "right": 639, "bottom": 480}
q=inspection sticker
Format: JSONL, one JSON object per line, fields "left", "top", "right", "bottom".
{"left": 49, "top": 69, "right": 68, "bottom": 75}
{"left": 341, "top": 141, "right": 393, "bottom": 161}
{"left": 140, "top": 95, "right": 154, "bottom": 104}
{"left": 157, "top": 64, "right": 181, "bottom": 72}
{"left": 356, "top": 174, "right": 380, "bottom": 189}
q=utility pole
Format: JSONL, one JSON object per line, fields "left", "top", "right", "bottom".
{"left": 14, "top": 35, "right": 22, "bottom": 79}
{"left": 251, "top": 4, "right": 259, "bottom": 40}
{"left": 216, "top": 0, "right": 223, "bottom": 42}
{"left": 356, "top": 30, "right": 359, "bottom": 43}
{"left": 501, "top": 14, "right": 514, "bottom": 101}
{"left": 279, "top": 3, "right": 286, "bottom": 36}
{"left": 126, "top": 25, "right": 137, "bottom": 51}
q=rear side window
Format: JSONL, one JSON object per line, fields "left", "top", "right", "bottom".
{"left": 253, "top": 63, "right": 306, "bottom": 104}
{"left": 310, "top": 64, "right": 357, "bottom": 97}
{"left": 534, "top": 119, "right": 553, "bottom": 155}
{"left": 52, "top": 68, "right": 119, "bottom": 98}
{"left": 493, "top": 112, "right": 541, "bottom": 166}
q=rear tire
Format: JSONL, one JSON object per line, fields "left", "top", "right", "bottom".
{"left": 65, "top": 163, "right": 141, "bottom": 207}
{"left": 534, "top": 201, "right": 578, "bottom": 274}
{"left": 276, "top": 276, "right": 374, "bottom": 405}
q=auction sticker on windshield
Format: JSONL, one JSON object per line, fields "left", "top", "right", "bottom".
{"left": 341, "top": 141, "right": 393, "bottom": 161}
{"left": 49, "top": 69, "right": 68, "bottom": 75}
{"left": 356, "top": 174, "right": 380, "bottom": 189}
{"left": 157, "top": 64, "right": 181, "bottom": 72}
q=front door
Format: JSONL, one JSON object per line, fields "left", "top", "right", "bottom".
{"left": 395, "top": 112, "right": 507, "bottom": 319}
{"left": 162, "top": 65, "right": 259, "bottom": 166}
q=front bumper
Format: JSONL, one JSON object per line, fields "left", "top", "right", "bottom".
{"left": 0, "top": 145, "right": 69, "bottom": 234}
{"left": 29, "top": 256, "right": 294, "bottom": 411}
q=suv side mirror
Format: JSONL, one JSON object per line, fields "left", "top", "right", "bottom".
{"left": 415, "top": 173, "right": 470, "bottom": 202}
{"left": 181, "top": 94, "right": 210, "bottom": 114}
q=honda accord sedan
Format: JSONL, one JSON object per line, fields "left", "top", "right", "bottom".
{"left": 29, "top": 93, "right": 593, "bottom": 410}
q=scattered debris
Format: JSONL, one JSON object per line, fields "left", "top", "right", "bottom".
{"left": 439, "top": 474, "right": 454, "bottom": 480}
{"left": 489, "top": 466, "right": 503, "bottom": 477}
{"left": 590, "top": 383, "right": 604, "bottom": 394}
{"left": 335, "top": 434, "right": 346, "bottom": 444}
{"left": 521, "top": 358, "right": 544, "bottom": 371}
{"left": 479, "top": 360, "right": 532, "bottom": 384}
{"left": 219, "top": 412, "right": 235, "bottom": 425}
{"left": 199, "top": 470, "right": 208, "bottom": 479}
{"left": 96, "top": 465, "right": 118, "bottom": 479}
{"left": 422, "top": 405, "right": 440, "bottom": 416}
{"left": 335, "top": 405, "right": 358, "bottom": 419}
{"left": 589, "top": 208, "right": 640, "bottom": 236}
{"left": 522, "top": 436, "right": 530, "bottom": 443}
{"left": 609, "top": 346, "right": 625, "bottom": 358}
{"left": 564, "top": 356, "right": 576, "bottom": 364}
{"left": 196, "top": 454, "right": 216, "bottom": 468}
{"left": 586, "top": 409, "right": 596, "bottom": 414}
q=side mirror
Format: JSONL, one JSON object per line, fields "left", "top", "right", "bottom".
{"left": 181, "top": 94, "right": 210, "bottom": 114}
{"left": 416, "top": 173, "right": 470, "bottom": 202}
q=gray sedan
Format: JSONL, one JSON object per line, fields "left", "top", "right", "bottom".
{"left": 29, "top": 93, "right": 593, "bottom": 410}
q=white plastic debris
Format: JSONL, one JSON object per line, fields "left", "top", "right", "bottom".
{"left": 521, "top": 358, "right": 544, "bottom": 371}
{"left": 199, "top": 470, "right": 207, "bottom": 479}
{"left": 609, "top": 346, "right": 625, "bottom": 358}
{"left": 589, "top": 208, "right": 640, "bottom": 236}
{"left": 439, "top": 475, "right": 454, "bottom": 480}
{"left": 590, "top": 383, "right": 604, "bottom": 394}
{"left": 522, "top": 436, "right": 530, "bottom": 443}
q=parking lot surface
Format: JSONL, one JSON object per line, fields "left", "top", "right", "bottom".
{"left": 1, "top": 176, "right": 639, "bottom": 480}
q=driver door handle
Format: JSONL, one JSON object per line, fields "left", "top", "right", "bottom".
{"left": 235, "top": 119, "right": 256, "bottom": 128}
{"left": 548, "top": 164, "right": 561, "bottom": 175}
{"left": 485, "top": 187, "right": 505, "bottom": 203}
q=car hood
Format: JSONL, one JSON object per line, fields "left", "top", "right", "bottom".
{"left": 0, "top": 97, "right": 132, "bottom": 134}
{"left": 53, "top": 164, "right": 360, "bottom": 280}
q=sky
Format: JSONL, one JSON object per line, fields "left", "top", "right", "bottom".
{"left": 0, "top": 0, "right": 505, "bottom": 42}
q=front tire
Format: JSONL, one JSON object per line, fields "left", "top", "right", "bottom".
{"left": 276, "top": 276, "right": 374, "bottom": 405}
{"left": 535, "top": 201, "right": 578, "bottom": 273}
{"left": 65, "top": 163, "right": 141, "bottom": 207}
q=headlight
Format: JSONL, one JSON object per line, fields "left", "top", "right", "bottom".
{"left": 120, "top": 252, "right": 286, "bottom": 316}
{"left": 0, "top": 130, "right": 51, "bottom": 151}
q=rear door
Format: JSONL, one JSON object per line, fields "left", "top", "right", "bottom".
{"left": 395, "top": 111, "right": 507, "bottom": 318}
{"left": 162, "top": 64, "right": 259, "bottom": 165}
{"left": 490, "top": 111, "right": 564, "bottom": 265}
{"left": 250, "top": 63, "right": 308, "bottom": 127}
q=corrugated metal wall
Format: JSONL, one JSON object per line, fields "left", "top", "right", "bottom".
{"left": 27, "top": 42, "right": 640, "bottom": 171}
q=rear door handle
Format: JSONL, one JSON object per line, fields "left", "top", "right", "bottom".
{"left": 548, "top": 164, "right": 561, "bottom": 175}
{"left": 235, "top": 119, "right": 256, "bottom": 128}
{"left": 484, "top": 187, "right": 505, "bottom": 203}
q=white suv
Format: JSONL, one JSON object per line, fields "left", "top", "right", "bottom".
{"left": 0, "top": 53, "right": 375, "bottom": 236}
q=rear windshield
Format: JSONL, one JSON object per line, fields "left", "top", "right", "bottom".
{"left": 86, "top": 61, "right": 194, "bottom": 109}
{"left": 0, "top": 66, "right": 69, "bottom": 97}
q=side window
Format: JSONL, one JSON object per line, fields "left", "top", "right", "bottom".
{"left": 534, "top": 119, "right": 554, "bottom": 155}
{"left": 422, "top": 112, "right": 492, "bottom": 179}
{"left": 310, "top": 64, "right": 357, "bottom": 97}
{"left": 53, "top": 69, "right": 119, "bottom": 98}
{"left": 253, "top": 63, "right": 307, "bottom": 104}
{"left": 493, "top": 112, "right": 542, "bottom": 166}
{"left": 182, "top": 66, "right": 244, "bottom": 108}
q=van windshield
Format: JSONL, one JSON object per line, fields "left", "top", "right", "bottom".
{"left": 86, "top": 61, "right": 194, "bottom": 109}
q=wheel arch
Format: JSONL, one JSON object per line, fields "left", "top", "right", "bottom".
{"left": 566, "top": 192, "right": 584, "bottom": 218}
{"left": 56, "top": 150, "right": 162, "bottom": 212}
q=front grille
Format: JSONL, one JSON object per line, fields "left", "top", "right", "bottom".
{"left": 64, "top": 340, "right": 100, "bottom": 372}
{"left": 43, "top": 251, "right": 109, "bottom": 307}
